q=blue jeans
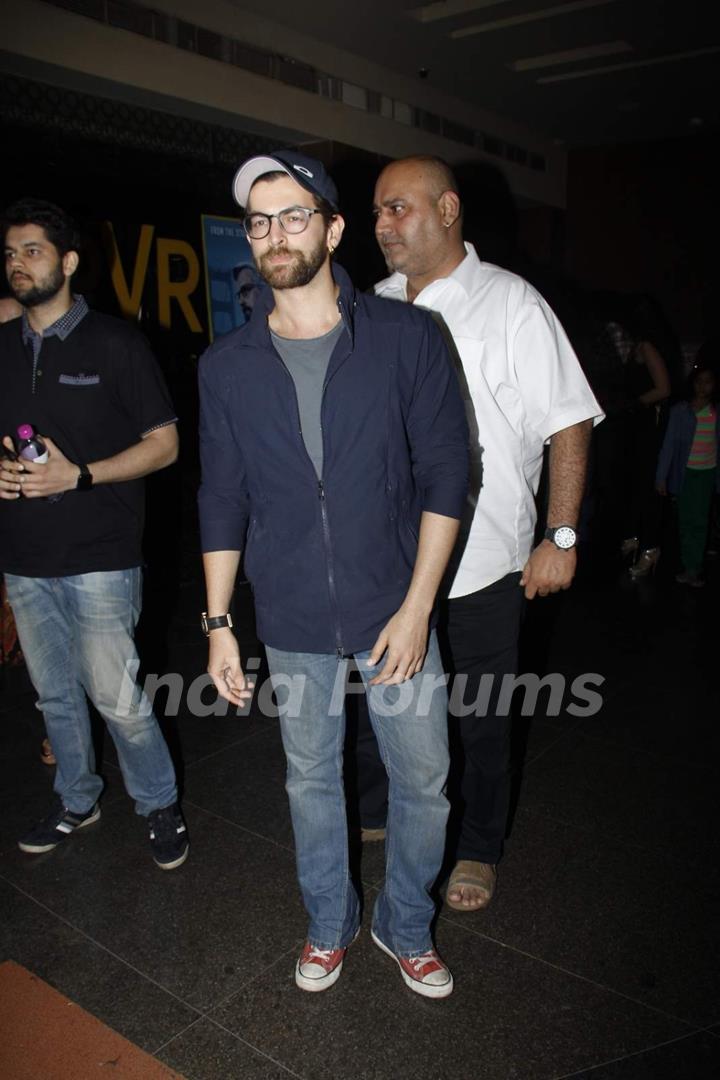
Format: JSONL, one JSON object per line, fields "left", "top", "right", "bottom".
{"left": 5, "top": 569, "right": 177, "bottom": 816}
{"left": 265, "top": 630, "right": 450, "bottom": 957}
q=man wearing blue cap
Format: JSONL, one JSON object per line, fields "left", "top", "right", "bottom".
{"left": 197, "top": 150, "right": 469, "bottom": 997}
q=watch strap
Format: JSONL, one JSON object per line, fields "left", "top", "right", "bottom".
{"left": 76, "top": 463, "right": 93, "bottom": 491}
{"left": 201, "top": 612, "right": 234, "bottom": 636}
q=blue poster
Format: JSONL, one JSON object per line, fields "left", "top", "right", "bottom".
{"left": 201, "top": 214, "right": 261, "bottom": 341}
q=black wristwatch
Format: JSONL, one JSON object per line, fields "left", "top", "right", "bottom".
{"left": 201, "top": 612, "right": 234, "bottom": 636}
{"left": 544, "top": 525, "right": 577, "bottom": 550}
{"left": 76, "top": 463, "right": 93, "bottom": 491}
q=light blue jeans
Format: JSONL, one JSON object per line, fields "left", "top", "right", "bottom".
{"left": 5, "top": 569, "right": 177, "bottom": 816}
{"left": 265, "top": 630, "right": 450, "bottom": 957}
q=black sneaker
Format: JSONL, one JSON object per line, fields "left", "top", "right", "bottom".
{"left": 148, "top": 803, "right": 188, "bottom": 870}
{"left": 18, "top": 801, "right": 101, "bottom": 853}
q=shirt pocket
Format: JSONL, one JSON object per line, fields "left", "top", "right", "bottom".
{"left": 58, "top": 373, "right": 101, "bottom": 387}
{"left": 455, "top": 337, "right": 524, "bottom": 434}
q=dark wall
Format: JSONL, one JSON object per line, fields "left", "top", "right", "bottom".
{"left": 565, "top": 134, "right": 718, "bottom": 346}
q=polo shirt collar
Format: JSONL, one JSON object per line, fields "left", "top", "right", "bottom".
{"left": 21, "top": 294, "right": 89, "bottom": 346}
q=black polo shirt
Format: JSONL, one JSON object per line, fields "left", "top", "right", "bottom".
{"left": 0, "top": 305, "right": 177, "bottom": 577}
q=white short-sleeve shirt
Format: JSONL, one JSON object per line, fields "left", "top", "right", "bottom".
{"left": 375, "top": 244, "right": 604, "bottom": 598}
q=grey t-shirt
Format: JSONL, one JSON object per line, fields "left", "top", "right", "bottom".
{"left": 271, "top": 320, "right": 344, "bottom": 479}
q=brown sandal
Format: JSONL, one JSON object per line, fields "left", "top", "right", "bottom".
{"left": 445, "top": 860, "right": 497, "bottom": 911}
{"left": 40, "top": 738, "right": 56, "bottom": 766}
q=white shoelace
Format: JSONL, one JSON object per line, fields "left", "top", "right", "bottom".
{"left": 306, "top": 947, "right": 333, "bottom": 963}
{"left": 408, "top": 952, "right": 438, "bottom": 973}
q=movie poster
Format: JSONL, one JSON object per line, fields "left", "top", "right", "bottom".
{"left": 200, "top": 214, "right": 261, "bottom": 341}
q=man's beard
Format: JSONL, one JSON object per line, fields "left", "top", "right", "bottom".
{"left": 257, "top": 238, "right": 327, "bottom": 290}
{"left": 10, "top": 263, "right": 65, "bottom": 308}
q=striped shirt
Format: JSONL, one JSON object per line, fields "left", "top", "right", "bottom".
{"left": 688, "top": 404, "right": 717, "bottom": 469}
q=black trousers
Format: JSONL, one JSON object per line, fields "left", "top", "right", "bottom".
{"left": 355, "top": 572, "right": 524, "bottom": 865}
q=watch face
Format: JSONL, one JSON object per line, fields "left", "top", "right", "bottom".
{"left": 553, "top": 526, "right": 576, "bottom": 550}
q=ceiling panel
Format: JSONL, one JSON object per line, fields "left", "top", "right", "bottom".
{"left": 226, "top": 0, "right": 720, "bottom": 144}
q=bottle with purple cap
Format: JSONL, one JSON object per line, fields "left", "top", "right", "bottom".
{"left": 16, "top": 424, "right": 63, "bottom": 502}
{"left": 16, "top": 424, "right": 49, "bottom": 464}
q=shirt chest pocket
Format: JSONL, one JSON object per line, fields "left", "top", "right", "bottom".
{"left": 58, "top": 373, "right": 101, "bottom": 387}
{"left": 54, "top": 373, "right": 109, "bottom": 434}
{"left": 455, "top": 337, "right": 523, "bottom": 437}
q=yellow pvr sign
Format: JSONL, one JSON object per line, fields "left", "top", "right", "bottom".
{"left": 104, "top": 223, "right": 203, "bottom": 333}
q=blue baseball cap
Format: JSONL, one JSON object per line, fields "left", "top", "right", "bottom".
{"left": 232, "top": 149, "right": 340, "bottom": 211}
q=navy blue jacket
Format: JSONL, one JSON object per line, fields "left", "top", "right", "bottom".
{"left": 198, "top": 263, "right": 469, "bottom": 654}
{"left": 656, "top": 401, "right": 720, "bottom": 495}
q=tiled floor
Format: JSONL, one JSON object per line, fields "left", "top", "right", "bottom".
{"left": 1, "top": 555, "right": 718, "bottom": 1080}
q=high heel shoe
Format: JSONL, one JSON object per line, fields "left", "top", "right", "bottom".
{"left": 629, "top": 547, "right": 660, "bottom": 579}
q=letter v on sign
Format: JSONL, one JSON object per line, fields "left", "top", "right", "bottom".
{"left": 103, "top": 222, "right": 154, "bottom": 320}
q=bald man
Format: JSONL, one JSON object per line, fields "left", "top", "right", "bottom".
{"left": 361, "top": 156, "right": 603, "bottom": 911}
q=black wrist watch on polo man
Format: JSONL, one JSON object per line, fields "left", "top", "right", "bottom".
{"left": 544, "top": 525, "right": 578, "bottom": 550}
{"left": 201, "top": 612, "right": 234, "bottom": 636}
{"left": 76, "top": 463, "right": 93, "bottom": 491}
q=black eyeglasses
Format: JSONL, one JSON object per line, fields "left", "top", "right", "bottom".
{"left": 244, "top": 206, "right": 323, "bottom": 240}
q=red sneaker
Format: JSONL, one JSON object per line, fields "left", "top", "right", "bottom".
{"left": 295, "top": 941, "right": 348, "bottom": 992}
{"left": 371, "top": 930, "right": 453, "bottom": 998}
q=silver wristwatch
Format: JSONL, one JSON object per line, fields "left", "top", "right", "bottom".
{"left": 544, "top": 525, "right": 577, "bottom": 550}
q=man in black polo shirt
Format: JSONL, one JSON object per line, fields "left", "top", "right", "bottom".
{"left": 0, "top": 198, "right": 188, "bottom": 869}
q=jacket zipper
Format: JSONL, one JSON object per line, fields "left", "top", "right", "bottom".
{"left": 270, "top": 340, "right": 345, "bottom": 657}
{"left": 318, "top": 480, "right": 344, "bottom": 657}
{"left": 317, "top": 298, "right": 355, "bottom": 657}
